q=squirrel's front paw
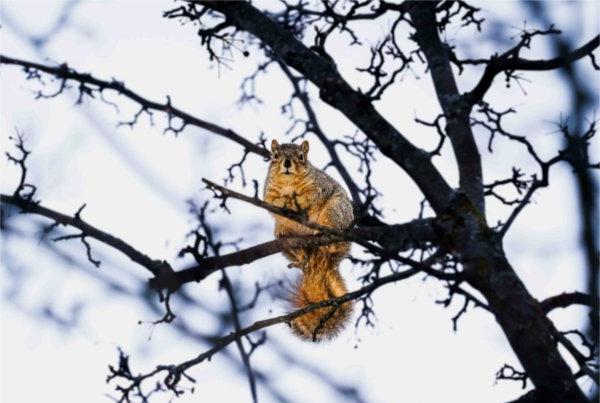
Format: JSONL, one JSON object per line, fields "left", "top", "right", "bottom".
{"left": 287, "top": 260, "right": 308, "bottom": 271}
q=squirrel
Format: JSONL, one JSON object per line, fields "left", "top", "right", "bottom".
{"left": 263, "top": 139, "right": 354, "bottom": 342}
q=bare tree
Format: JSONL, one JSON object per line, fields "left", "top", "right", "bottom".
{"left": 1, "top": 1, "right": 598, "bottom": 402}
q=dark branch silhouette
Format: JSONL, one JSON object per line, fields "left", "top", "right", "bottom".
{"left": 0, "top": 54, "right": 269, "bottom": 158}
{"left": 465, "top": 34, "right": 599, "bottom": 105}
{"left": 2, "top": 1, "right": 598, "bottom": 402}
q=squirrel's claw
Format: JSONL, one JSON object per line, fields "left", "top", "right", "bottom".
{"left": 287, "top": 262, "right": 300, "bottom": 270}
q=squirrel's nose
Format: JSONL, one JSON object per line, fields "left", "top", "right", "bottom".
{"left": 283, "top": 159, "right": 292, "bottom": 168}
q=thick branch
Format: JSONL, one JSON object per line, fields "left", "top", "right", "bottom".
{"left": 408, "top": 3, "right": 485, "bottom": 213}
{"left": 3, "top": 189, "right": 436, "bottom": 293}
{"left": 150, "top": 218, "right": 438, "bottom": 290}
{"left": 463, "top": 251, "right": 587, "bottom": 402}
{"left": 0, "top": 54, "right": 269, "bottom": 158}
{"left": 150, "top": 234, "right": 343, "bottom": 290}
{"left": 466, "top": 35, "right": 600, "bottom": 105}
{"left": 541, "top": 291, "right": 599, "bottom": 314}
{"left": 198, "top": 1, "right": 455, "bottom": 214}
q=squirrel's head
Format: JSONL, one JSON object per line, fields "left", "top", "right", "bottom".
{"left": 270, "top": 139, "right": 310, "bottom": 178}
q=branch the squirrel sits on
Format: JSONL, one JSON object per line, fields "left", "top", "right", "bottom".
{"left": 263, "top": 139, "right": 354, "bottom": 342}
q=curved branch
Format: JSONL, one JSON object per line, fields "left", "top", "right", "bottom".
{"left": 554, "top": 329, "right": 599, "bottom": 383}
{"left": 1, "top": 194, "right": 161, "bottom": 275}
{"left": 2, "top": 190, "right": 346, "bottom": 291}
{"left": 0, "top": 54, "right": 269, "bottom": 158}
{"left": 179, "top": 266, "right": 420, "bottom": 367}
{"left": 466, "top": 35, "right": 599, "bottom": 105}
{"left": 541, "top": 291, "right": 599, "bottom": 314}
{"left": 115, "top": 266, "right": 424, "bottom": 395}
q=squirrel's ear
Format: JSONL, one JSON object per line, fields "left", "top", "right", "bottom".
{"left": 301, "top": 140, "right": 309, "bottom": 154}
{"left": 271, "top": 139, "right": 279, "bottom": 153}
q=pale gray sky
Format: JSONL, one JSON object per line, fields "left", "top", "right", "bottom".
{"left": 1, "top": 1, "right": 598, "bottom": 402}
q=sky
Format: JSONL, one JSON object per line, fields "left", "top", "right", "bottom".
{"left": 1, "top": 1, "right": 598, "bottom": 403}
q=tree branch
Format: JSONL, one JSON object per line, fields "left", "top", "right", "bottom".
{"left": 554, "top": 328, "right": 599, "bottom": 383}
{"left": 180, "top": 266, "right": 420, "bottom": 364}
{"left": 0, "top": 54, "right": 269, "bottom": 158}
{"left": 3, "top": 188, "right": 437, "bottom": 294}
{"left": 219, "top": 270, "right": 259, "bottom": 403}
{"left": 151, "top": 234, "right": 342, "bottom": 291}
{"left": 202, "top": 178, "right": 359, "bottom": 240}
{"left": 408, "top": 2, "right": 485, "bottom": 213}
{"left": 150, "top": 219, "right": 439, "bottom": 291}
{"left": 195, "top": 0, "right": 455, "bottom": 214}
{"left": 1, "top": 194, "right": 164, "bottom": 276}
{"left": 541, "top": 291, "right": 599, "bottom": 314}
{"left": 465, "top": 35, "right": 599, "bottom": 105}
{"left": 114, "top": 266, "right": 425, "bottom": 396}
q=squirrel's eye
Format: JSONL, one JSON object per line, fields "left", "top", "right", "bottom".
{"left": 298, "top": 154, "right": 304, "bottom": 161}
{"left": 272, "top": 153, "right": 279, "bottom": 159}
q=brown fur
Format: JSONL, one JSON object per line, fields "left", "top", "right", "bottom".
{"left": 263, "top": 140, "right": 354, "bottom": 342}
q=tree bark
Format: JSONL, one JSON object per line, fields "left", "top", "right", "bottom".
{"left": 450, "top": 207, "right": 587, "bottom": 402}
{"left": 199, "top": 0, "right": 455, "bottom": 214}
{"left": 470, "top": 254, "right": 585, "bottom": 402}
{"left": 173, "top": 2, "right": 592, "bottom": 400}
{"left": 404, "top": 3, "right": 586, "bottom": 400}
{"left": 408, "top": 3, "right": 485, "bottom": 214}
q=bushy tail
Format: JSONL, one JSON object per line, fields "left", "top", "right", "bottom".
{"left": 289, "top": 248, "right": 353, "bottom": 342}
